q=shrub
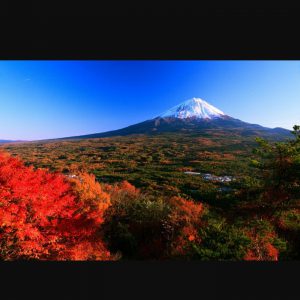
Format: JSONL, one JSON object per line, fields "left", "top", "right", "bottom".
{"left": 183, "top": 214, "right": 251, "bottom": 260}
{"left": 243, "top": 219, "right": 286, "bottom": 261}
{"left": 102, "top": 182, "right": 204, "bottom": 260}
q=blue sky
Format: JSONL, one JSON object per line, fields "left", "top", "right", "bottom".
{"left": 0, "top": 60, "right": 299, "bottom": 140}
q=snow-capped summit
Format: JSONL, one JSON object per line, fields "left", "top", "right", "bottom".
{"left": 159, "top": 97, "right": 226, "bottom": 119}
{"left": 62, "top": 96, "right": 291, "bottom": 140}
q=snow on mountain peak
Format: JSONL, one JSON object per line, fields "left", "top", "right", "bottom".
{"left": 159, "top": 97, "right": 225, "bottom": 119}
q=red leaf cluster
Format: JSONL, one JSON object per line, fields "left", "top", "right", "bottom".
{"left": 0, "top": 152, "right": 112, "bottom": 260}
{"left": 103, "top": 180, "right": 140, "bottom": 202}
{"left": 167, "top": 197, "right": 203, "bottom": 257}
{"left": 244, "top": 230, "right": 279, "bottom": 261}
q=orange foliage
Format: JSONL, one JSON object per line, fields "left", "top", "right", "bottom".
{"left": 244, "top": 231, "right": 278, "bottom": 261}
{"left": 176, "top": 167, "right": 194, "bottom": 172}
{"left": 222, "top": 153, "right": 235, "bottom": 160}
{"left": 167, "top": 197, "right": 203, "bottom": 257}
{"left": 0, "top": 152, "right": 112, "bottom": 260}
{"left": 69, "top": 172, "right": 111, "bottom": 225}
{"left": 63, "top": 240, "right": 111, "bottom": 261}
{"left": 103, "top": 180, "right": 140, "bottom": 203}
{"left": 196, "top": 138, "right": 218, "bottom": 146}
{"left": 168, "top": 196, "right": 203, "bottom": 225}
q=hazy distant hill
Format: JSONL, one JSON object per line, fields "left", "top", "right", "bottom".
{"left": 0, "top": 140, "right": 14, "bottom": 144}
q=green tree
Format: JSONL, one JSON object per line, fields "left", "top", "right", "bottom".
{"left": 187, "top": 215, "right": 251, "bottom": 260}
{"left": 249, "top": 125, "right": 300, "bottom": 216}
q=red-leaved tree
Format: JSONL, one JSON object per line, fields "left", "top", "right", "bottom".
{"left": 0, "top": 152, "right": 112, "bottom": 260}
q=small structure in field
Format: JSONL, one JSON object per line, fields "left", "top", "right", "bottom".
{"left": 184, "top": 171, "right": 201, "bottom": 175}
{"left": 184, "top": 171, "right": 235, "bottom": 182}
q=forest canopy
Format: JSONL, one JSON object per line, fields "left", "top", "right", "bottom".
{"left": 0, "top": 126, "right": 299, "bottom": 260}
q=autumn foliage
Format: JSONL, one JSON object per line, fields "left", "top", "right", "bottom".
{"left": 167, "top": 196, "right": 203, "bottom": 257}
{"left": 102, "top": 183, "right": 204, "bottom": 259}
{"left": 0, "top": 151, "right": 282, "bottom": 261}
{"left": 1, "top": 124, "right": 298, "bottom": 261}
{"left": 0, "top": 151, "right": 206, "bottom": 260}
{"left": 0, "top": 152, "right": 111, "bottom": 260}
{"left": 244, "top": 232, "right": 279, "bottom": 261}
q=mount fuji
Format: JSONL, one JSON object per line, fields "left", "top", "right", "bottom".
{"left": 160, "top": 98, "right": 226, "bottom": 119}
{"left": 61, "top": 97, "right": 291, "bottom": 141}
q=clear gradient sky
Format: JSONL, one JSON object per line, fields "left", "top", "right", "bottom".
{"left": 0, "top": 60, "right": 299, "bottom": 140}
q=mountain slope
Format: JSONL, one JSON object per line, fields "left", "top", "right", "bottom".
{"left": 60, "top": 97, "right": 292, "bottom": 141}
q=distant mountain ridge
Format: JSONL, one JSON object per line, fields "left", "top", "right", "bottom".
{"left": 0, "top": 140, "right": 27, "bottom": 144}
{"left": 59, "top": 97, "right": 292, "bottom": 141}
{"left": 0, "top": 140, "right": 14, "bottom": 144}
